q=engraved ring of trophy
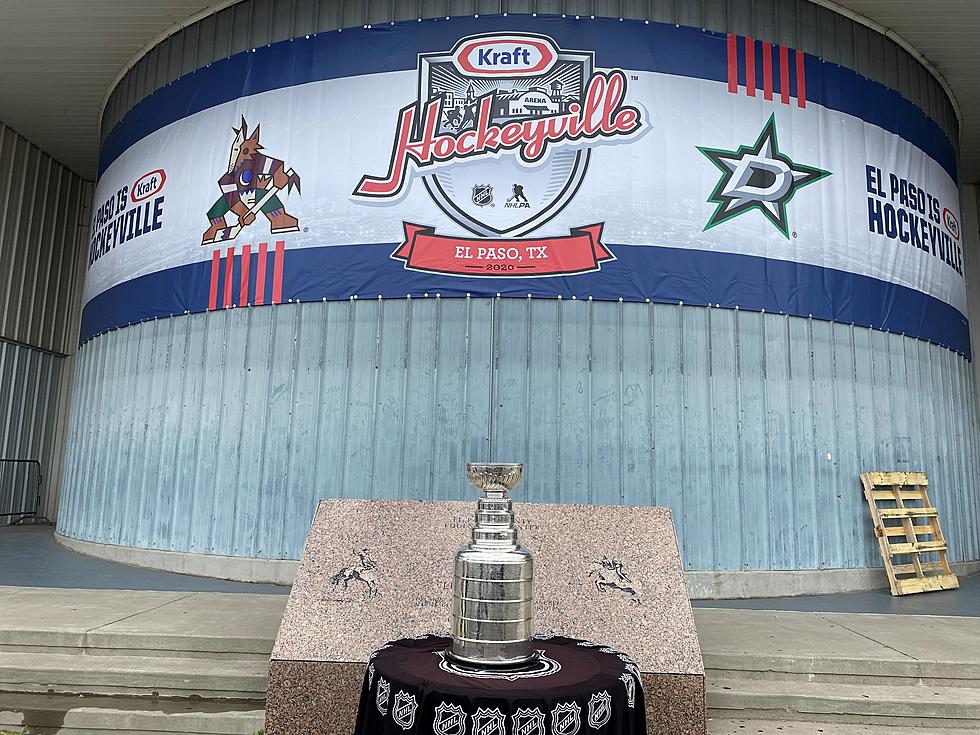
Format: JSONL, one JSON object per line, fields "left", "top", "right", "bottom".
{"left": 449, "top": 462, "right": 536, "bottom": 668}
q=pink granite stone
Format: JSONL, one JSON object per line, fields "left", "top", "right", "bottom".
{"left": 266, "top": 499, "right": 705, "bottom": 735}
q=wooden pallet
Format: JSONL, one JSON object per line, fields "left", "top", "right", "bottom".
{"left": 860, "top": 471, "right": 959, "bottom": 596}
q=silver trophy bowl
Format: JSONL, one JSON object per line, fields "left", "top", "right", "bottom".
{"left": 449, "top": 463, "right": 536, "bottom": 668}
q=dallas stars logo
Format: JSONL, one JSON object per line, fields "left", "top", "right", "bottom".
{"left": 698, "top": 114, "right": 830, "bottom": 238}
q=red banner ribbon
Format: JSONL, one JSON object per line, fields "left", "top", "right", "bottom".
{"left": 392, "top": 223, "right": 613, "bottom": 277}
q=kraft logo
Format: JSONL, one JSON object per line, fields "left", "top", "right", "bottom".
{"left": 452, "top": 34, "right": 557, "bottom": 77}
{"left": 943, "top": 207, "right": 960, "bottom": 241}
{"left": 131, "top": 169, "right": 166, "bottom": 203}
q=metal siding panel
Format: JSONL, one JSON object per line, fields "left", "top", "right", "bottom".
{"left": 0, "top": 340, "right": 63, "bottom": 524}
{"left": 651, "top": 304, "right": 685, "bottom": 553}
{"left": 620, "top": 302, "right": 652, "bottom": 508}
{"left": 55, "top": 301, "right": 980, "bottom": 568}
{"left": 708, "top": 307, "right": 741, "bottom": 570}
{"left": 556, "top": 299, "right": 592, "bottom": 505}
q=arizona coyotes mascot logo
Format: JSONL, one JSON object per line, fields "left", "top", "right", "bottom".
{"left": 202, "top": 117, "right": 302, "bottom": 244}
{"left": 353, "top": 33, "right": 645, "bottom": 277}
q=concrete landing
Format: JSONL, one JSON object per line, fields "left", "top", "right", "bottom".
{"left": 0, "top": 526, "right": 288, "bottom": 594}
{"left": 1, "top": 586, "right": 979, "bottom": 731}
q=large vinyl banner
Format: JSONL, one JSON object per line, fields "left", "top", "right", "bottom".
{"left": 84, "top": 16, "right": 968, "bottom": 354}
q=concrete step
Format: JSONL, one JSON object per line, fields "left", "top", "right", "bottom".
{"left": 707, "top": 678, "right": 980, "bottom": 729}
{"left": 708, "top": 718, "right": 976, "bottom": 734}
{"left": 0, "top": 692, "right": 263, "bottom": 735}
{"left": 0, "top": 628, "right": 273, "bottom": 661}
{"left": 706, "top": 657, "right": 980, "bottom": 688}
{"left": 0, "top": 652, "right": 267, "bottom": 699}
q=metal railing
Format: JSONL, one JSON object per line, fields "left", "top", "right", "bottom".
{"left": 0, "top": 459, "right": 45, "bottom": 525}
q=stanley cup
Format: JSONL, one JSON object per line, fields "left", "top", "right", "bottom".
{"left": 449, "top": 463, "right": 536, "bottom": 667}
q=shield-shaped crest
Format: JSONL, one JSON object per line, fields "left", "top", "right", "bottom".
{"left": 471, "top": 184, "right": 494, "bottom": 207}
{"left": 376, "top": 677, "right": 390, "bottom": 716}
{"left": 550, "top": 702, "right": 581, "bottom": 735}
{"left": 471, "top": 707, "right": 505, "bottom": 735}
{"left": 587, "top": 691, "right": 612, "bottom": 729}
{"left": 433, "top": 702, "right": 467, "bottom": 735}
{"left": 392, "top": 690, "right": 418, "bottom": 730}
{"left": 512, "top": 707, "right": 545, "bottom": 735}
{"left": 619, "top": 673, "right": 636, "bottom": 709}
{"left": 418, "top": 33, "right": 593, "bottom": 237}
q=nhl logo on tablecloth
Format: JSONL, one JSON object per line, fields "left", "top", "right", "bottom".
{"left": 587, "top": 691, "right": 612, "bottom": 729}
{"left": 471, "top": 706, "right": 505, "bottom": 735}
{"left": 512, "top": 707, "right": 545, "bottom": 735}
{"left": 550, "top": 702, "right": 581, "bottom": 735}
{"left": 433, "top": 702, "right": 467, "bottom": 735}
{"left": 392, "top": 690, "right": 418, "bottom": 730}
{"left": 375, "top": 677, "right": 390, "bottom": 716}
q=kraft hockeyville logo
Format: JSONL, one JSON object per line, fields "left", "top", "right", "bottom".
{"left": 89, "top": 168, "right": 167, "bottom": 267}
{"left": 352, "top": 32, "right": 646, "bottom": 278}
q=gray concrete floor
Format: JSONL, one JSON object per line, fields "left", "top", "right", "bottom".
{"left": 694, "top": 573, "right": 979, "bottom": 616}
{"left": 0, "top": 525, "right": 288, "bottom": 594}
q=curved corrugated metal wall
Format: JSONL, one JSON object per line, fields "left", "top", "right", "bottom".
{"left": 57, "top": 0, "right": 980, "bottom": 571}
{"left": 58, "top": 298, "right": 980, "bottom": 569}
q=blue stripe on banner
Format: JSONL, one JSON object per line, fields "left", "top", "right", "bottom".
{"left": 98, "top": 15, "right": 957, "bottom": 181}
{"left": 79, "top": 243, "right": 971, "bottom": 358}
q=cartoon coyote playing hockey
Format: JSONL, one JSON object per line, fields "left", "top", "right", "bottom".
{"left": 201, "top": 117, "right": 302, "bottom": 245}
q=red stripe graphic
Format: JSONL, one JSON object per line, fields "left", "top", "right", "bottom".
{"left": 727, "top": 34, "right": 738, "bottom": 93}
{"left": 762, "top": 42, "right": 773, "bottom": 100}
{"left": 779, "top": 44, "right": 790, "bottom": 104}
{"left": 796, "top": 49, "right": 807, "bottom": 108}
{"left": 239, "top": 244, "right": 251, "bottom": 306}
{"left": 208, "top": 250, "right": 221, "bottom": 311}
{"left": 223, "top": 246, "right": 234, "bottom": 308}
{"left": 255, "top": 242, "right": 268, "bottom": 305}
{"left": 272, "top": 240, "right": 285, "bottom": 305}
{"left": 745, "top": 36, "right": 756, "bottom": 97}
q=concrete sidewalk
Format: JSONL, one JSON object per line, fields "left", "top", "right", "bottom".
{"left": 2, "top": 586, "right": 979, "bottom": 732}
{"left": 0, "top": 586, "right": 287, "bottom": 652}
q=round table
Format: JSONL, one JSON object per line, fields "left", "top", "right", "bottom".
{"left": 353, "top": 635, "right": 645, "bottom": 735}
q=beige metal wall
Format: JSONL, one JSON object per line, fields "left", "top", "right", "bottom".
{"left": 0, "top": 120, "right": 91, "bottom": 521}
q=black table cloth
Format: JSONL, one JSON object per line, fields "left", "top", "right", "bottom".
{"left": 354, "top": 635, "right": 645, "bottom": 735}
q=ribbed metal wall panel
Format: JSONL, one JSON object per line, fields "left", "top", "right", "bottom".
{"left": 0, "top": 339, "right": 65, "bottom": 523}
{"left": 0, "top": 122, "right": 92, "bottom": 357}
{"left": 57, "top": 301, "right": 980, "bottom": 569}
{"left": 100, "top": 0, "right": 959, "bottom": 154}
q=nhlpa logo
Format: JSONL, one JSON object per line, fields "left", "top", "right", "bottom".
{"left": 587, "top": 691, "right": 612, "bottom": 729}
{"left": 392, "top": 690, "right": 418, "bottom": 730}
{"left": 433, "top": 702, "right": 467, "bottom": 735}
{"left": 512, "top": 707, "right": 546, "bottom": 735}
{"left": 471, "top": 707, "right": 505, "bottom": 735}
{"left": 376, "top": 677, "right": 390, "bottom": 716}
{"left": 550, "top": 702, "right": 581, "bottom": 735}
{"left": 353, "top": 32, "right": 645, "bottom": 280}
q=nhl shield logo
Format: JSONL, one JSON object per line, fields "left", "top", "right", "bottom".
{"left": 471, "top": 184, "right": 494, "bottom": 208}
{"left": 433, "top": 702, "right": 467, "bottom": 735}
{"left": 512, "top": 707, "right": 545, "bottom": 735}
{"left": 376, "top": 677, "right": 390, "bottom": 716}
{"left": 471, "top": 707, "right": 505, "bottom": 735}
{"left": 550, "top": 702, "right": 581, "bottom": 735}
{"left": 392, "top": 690, "right": 419, "bottom": 730}
{"left": 587, "top": 691, "right": 612, "bottom": 729}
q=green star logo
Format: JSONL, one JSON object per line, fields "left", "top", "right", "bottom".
{"left": 697, "top": 114, "right": 831, "bottom": 238}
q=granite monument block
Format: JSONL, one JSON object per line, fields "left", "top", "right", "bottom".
{"left": 266, "top": 499, "right": 705, "bottom": 734}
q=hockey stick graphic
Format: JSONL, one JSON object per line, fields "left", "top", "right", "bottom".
{"left": 202, "top": 168, "right": 299, "bottom": 245}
